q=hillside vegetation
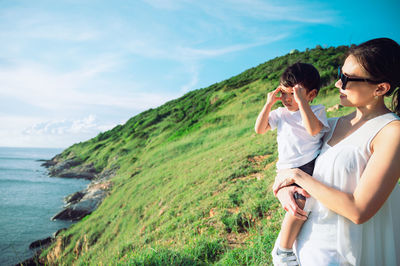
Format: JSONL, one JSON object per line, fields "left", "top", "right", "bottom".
{"left": 42, "top": 45, "right": 354, "bottom": 265}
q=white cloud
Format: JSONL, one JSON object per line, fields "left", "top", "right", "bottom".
{"left": 119, "top": 29, "right": 289, "bottom": 67}
{"left": 180, "top": 65, "right": 199, "bottom": 93}
{"left": 219, "top": 0, "right": 336, "bottom": 24}
{"left": 0, "top": 59, "right": 176, "bottom": 111}
{"left": 0, "top": 0, "right": 339, "bottom": 148}
{"left": 27, "top": 25, "right": 99, "bottom": 42}
{"left": 23, "top": 115, "right": 109, "bottom": 136}
{"left": 0, "top": 7, "right": 100, "bottom": 42}
{"left": 0, "top": 115, "right": 57, "bottom": 148}
{"left": 177, "top": 34, "right": 288, "bottom": 60}
{"left": 141, "top": 0, "right": 336, "bottom": 24}
{"left": 0, "top": 114, "right": 123, "bottom": 148}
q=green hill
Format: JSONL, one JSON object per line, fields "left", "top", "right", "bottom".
{"left": 41, "top": 45, "right": 354, "bottom": 265}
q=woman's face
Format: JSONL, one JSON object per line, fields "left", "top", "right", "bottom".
{"left": 335, "top": 55, "right": 377, "bottom": 107}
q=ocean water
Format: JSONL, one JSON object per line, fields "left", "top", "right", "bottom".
{"left": 0, "top": 147, "right": 90, "bottom": 266}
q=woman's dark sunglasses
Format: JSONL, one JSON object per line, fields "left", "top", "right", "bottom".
{"left": 337, "top": 67, "right": 383, "bottom": 90}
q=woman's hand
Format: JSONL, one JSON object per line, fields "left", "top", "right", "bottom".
{"left": 273, "top": 168, "right": 300, "bottom": 195}
{"left": 276, "top": 186, "right": 310, "bottom": 220}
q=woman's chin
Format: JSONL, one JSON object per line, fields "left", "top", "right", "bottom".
{"left": 339, "top": 95, "right": 350, "bottom": 106}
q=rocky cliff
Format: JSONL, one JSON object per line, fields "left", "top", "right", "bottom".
{"left": 42, "top": 155, "right": 117, "bottom": 221}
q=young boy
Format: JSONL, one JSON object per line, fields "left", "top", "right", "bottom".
{"left": 254, "top": 62, "right": 328, "bottom": 265}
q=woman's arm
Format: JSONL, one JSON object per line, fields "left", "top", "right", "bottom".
{"left": 254, "top": 87, "right": 281, "bottom": 134}
{"left": 276, "top": 121, "right": 400, "bottom": 224}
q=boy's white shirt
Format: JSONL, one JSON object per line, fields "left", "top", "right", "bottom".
{"left": 268, "top": 104, "right": 329, "bottom": 170}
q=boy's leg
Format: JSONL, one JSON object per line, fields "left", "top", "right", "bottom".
{"left": 279, "top": 196, "right": 306, "bottom": 249}
{"left": 272, "top": 196, "right": 306, "bottom": 265}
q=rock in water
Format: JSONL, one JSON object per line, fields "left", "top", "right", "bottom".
{"left": 51, "top": 182, "right": 109, "bottom": 221}
{"left": 65, "top": 191, "right": 85, "bottom": 204}
{"left": 29, "top": 237, "right": 53, "bottom": 249}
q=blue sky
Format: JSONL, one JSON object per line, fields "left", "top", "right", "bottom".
{"left": 1, "top": 0, "right": 399, "bottom": 148}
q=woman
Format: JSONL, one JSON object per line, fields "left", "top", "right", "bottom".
{"left": 273, "top": 37, "right": 400, "bottom": 265}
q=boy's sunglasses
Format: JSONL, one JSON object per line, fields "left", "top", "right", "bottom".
{"left": 337, "top": 67, "right": 383, "bottom": 90}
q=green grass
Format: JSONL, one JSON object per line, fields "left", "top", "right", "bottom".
{"left": 41, "top": 45, "right": 363, "bottom": 265}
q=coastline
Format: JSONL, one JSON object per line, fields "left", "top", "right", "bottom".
{"left": 18, "top": 154, "right": 115, "bottom": 265}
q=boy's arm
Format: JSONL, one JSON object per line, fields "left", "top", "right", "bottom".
{"left": 294, "top": 86, "right": 324, "bottom": 136}
{"left": 254, "top": 102, "right": 273, "bottom": 134}
{"left": 254, "top": 87, "right": 281, "bottom": 134}
{"left": 298, "top": 102, "right": 324, "bottom": 136}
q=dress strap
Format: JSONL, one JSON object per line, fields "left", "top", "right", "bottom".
{"left": 365, "top": 113, "right": 400, "bottom": 154}
{"left": 322, "top": 117, "right": 339, "bottom": 145}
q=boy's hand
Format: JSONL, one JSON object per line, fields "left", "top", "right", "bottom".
{"left": 266, "top": 86, "right": 282, "bottom": 106}
{"left": 293, "top": 85, "right": 309, "bottom": 105}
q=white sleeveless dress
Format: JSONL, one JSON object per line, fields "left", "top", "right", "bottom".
{"left": 295, "top": 113, "right": 400, "bottom": 266}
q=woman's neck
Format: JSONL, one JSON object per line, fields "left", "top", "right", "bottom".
{"left": 352, "top": 100, "right": 391, "bottom": 123}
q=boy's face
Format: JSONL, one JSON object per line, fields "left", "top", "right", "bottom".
{"left": 280, "top": 86, "right": 299, "bottom": 112}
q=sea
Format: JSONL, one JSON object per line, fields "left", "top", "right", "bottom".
{"left": 0, "top": 147, "right": 90, "bottom": 266}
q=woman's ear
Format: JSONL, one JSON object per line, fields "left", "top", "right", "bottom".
{"left": 375, "top": 82, "right": 391, "bottom": 97}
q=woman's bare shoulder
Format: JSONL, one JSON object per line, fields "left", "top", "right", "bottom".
{"left": 372, "top": 119, "right": 400, "bottom": 152}
{"left": 380, "top": 119, "right": 400, "bottom": 135}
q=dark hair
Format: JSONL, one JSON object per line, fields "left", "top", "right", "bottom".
{"left": 349, "top": 38, "right": 400, "bottom": 115}
{"left": 280, "top": 62, "right": 321, "bottom": 94}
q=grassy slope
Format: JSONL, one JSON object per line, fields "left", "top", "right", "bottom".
{"left": 43, "top": 46, "right": 355, "bottom": 265}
